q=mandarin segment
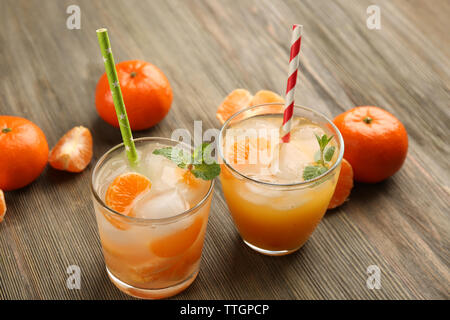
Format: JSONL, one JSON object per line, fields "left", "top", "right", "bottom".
{"left": 0, "top": 190, "right": 6, "bottom": 222}
{"left": 180, "top": 169, "right": 201, "bottom": 188}
{"left": 49, "top": 126, "right": 93, "bottom": 173}
{"left": 328, "top": 159, "right": 354, "bottom": 209}
{"left": 216, "top": 89, "right": 253, "bottom": 124}
{"left": 249, "top": 90, "right": 285, "bottom": 115}
{"left": 226, "top": 137, "right": 272, "bottom": 165}
{"left": 250, "top": 90, "right": 285, "bottom": 105}
{"left": 149, "top": 215, "right": 204, "bottom": 258}
{"left": 105, "top": 172, "right": 152, "bottom": 214}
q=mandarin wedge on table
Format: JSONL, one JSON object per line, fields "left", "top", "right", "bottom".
{"left": 104, "top": 172, "right": 152, "bottom": 230}
{"left": 216, "top": 89, "right": 253, "bottom": 125}
{"left": 216, "top": 89, "right": 285, "bottom": 124}
{"left": 250, "top": 90, "right": 284, "bottom": 106}
{"left": 328, "top": 159, "right": 354, "bottom": 209}
{"left": 95, "top": 60, "right": 172, "bottom": 131}
{"left": 249, "top": 90, "right": 285, "bottom": 115}
{"left": 333, "top": 106, "right": 408, "bottom": 183}
{"left": 0, "top": 116, "right": 48, "bottom": 191}
{"left": 0, "top": 189, "right": 6, "bottom": 222}
{"left": 49, "top": 126, "right": 93, "bottom": 173}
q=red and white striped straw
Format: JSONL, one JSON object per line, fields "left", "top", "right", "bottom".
{"left": 281, "top": 24, "right": 303, "bottom": 143}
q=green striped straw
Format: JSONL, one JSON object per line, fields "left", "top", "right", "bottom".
{"left": 96, "top": 28, "right": 138, "bottom": 166}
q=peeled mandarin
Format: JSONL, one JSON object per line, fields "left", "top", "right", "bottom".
{"left": 150, "top": 216, "right": 204, "bottom": 258}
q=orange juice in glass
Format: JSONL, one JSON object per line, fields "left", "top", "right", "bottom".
{"left": 91, "top": 137, "right": 213, "bottom": 299}
{"left": 218, "top": 103, "right": 344, "bottom": 256}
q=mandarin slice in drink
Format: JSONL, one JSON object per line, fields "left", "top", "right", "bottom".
{"left": 227, "top": 137, "right": 271, "bottom": 165}
{"left": 179, "top": 169, "right": 201, "bottom": 188}
{"left": 49, "top": 126, "right": 93, "bottom": 173}
{"left": 104, "top": 172, "right": 152, "bottom": 229}
{"left": 328, "top": 158, "right": 354, "bottom": 209}
{"left": 149, "top": 215, "right": 204, "bottom": 258}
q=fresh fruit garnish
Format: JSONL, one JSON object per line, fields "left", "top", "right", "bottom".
{"left": 333, "top": 106, "right": 408, "bottom": 183}
{"left": 0, "top": 190, "right": 6, "bottom": 223}
{"left": 250, "top": 90, "right": 284, "bottom": 106}
{"left": 180, "top": 170, "right": 201, "bottom": 188}
{"left": 49, "top": 126, "right": 93, "bottom": 173}
{"left": 105, "top": 172, "right": 152, "bottom": 215}
{"left": 227, "top": 137, "right": 272, "bottom": 165}
{"left": 216, "top": 89, "right": 286, "bottom": 125}
{"left": 216, "top": 89, "right": 253, "bottom": 125}
{"left": 249, "top": 90, "right": 285, "bottom": 116}
{"left": 328, "top": 159, "right": 354, "bottom": 209}
{"left": 150, "top": 216, "right": 204, "bottom": 258}
{"left": 0, "top": 116, "right": 49, "bottom": 191}
{"left": 95, "top": 60, "right": 172, "bottom": 131}
{"left": 153, "top": 142, "right": 220, "bottom": 181}
{"left": 303, "top": 134, "right": 335, "bottom": 181}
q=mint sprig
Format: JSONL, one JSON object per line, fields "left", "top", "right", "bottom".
{"left": 153, "top": 142, "right": 220, "bottom": 181}
{"left": 152, "top": 147, "right": 191, "bottom": 169}
{"left": 303, "top": 134, "right": 335, "bottom": 181}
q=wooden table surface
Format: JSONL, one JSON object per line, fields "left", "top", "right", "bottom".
{"left": 0, "top": 0, "right": 449, "bottom": 300}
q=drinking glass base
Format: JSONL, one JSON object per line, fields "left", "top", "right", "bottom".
{"left": 106, "top": 268, "right": 199, "bottom": 299}
{"left": 243, "top": 240, "right": 300, "bottom": 256}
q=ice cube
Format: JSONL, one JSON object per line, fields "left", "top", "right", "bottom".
{"left": 133, "top": 188, "right": 189, "bottom": 220}
{"left": 290, "top": 125, "right": 325, "bottom": 157}
{"left": 269, "top": 141, "right": 312, "bottom": 181}
{"left": 140, "top": 153, "right": 180, "bottom": 193}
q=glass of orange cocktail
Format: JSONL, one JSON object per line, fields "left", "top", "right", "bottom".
{"left": 218, "top": 103, "right": 344, "bottom": 256}
{"left": 91, "top": 137, "right": 213, "bottom": 299}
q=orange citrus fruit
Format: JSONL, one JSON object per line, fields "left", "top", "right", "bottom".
{"left": 95, "top": 60, "right": 172, "bottom": 131}
{"left": 0, "top": 116, "right": 48, "bottom": 191}
{"left": 216, "top": 89, "right": 253, "bottom": 125}
{"left": 249, "top": 90, "right": 285, "bottom": 116}
{"left": 150, "top": 216, "right": 204, "bottom": 258}
{"left": 333, "top": 106, "right": 408, "bottom": 183}
{"left": 49, "top": 126, "right": 93, "bottom": 173}
{"left": 105, "top": 172, "right": 152, "bottom": 215}
{"left": 179, "top": 169, "right": 201, "bottom": 188}
{"left": 0, "top": 189, "right": 6, "bottom": 223}
{"left": 250, "top": 90, "right": 284, "bottom": 106}
{"left": 328, "top": 159, "right": 354, "bottom": 209}
{"left": 216, "top": 89, "right": 285, "bottom": 125}
{"left": 104, "top": 173, "right": 151, "bottom": 230}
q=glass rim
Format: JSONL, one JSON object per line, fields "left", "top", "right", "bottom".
{"left": 218, "top": 103, "right": 345, "bottom": 188}
{"left": 90, "top": 137, "right": 214, "bottom": 225}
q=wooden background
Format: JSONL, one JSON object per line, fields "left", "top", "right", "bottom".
{"left": 0, "top": 0, "right": 449, "bottom": 300}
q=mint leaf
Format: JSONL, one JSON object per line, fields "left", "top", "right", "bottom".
{"left": 193, "top": 142, "right": 215, "bottom": 165}
{"left": 191, "top": 162, "right": 221, "bottom": 180}
{"left": 153, "top": 147, "right": 190, "bottom": 169}
{"left": 314, "top": 133, "right": 323, "bottom": 150}
{"left": 153, "top": 143, "right": 221, "bottom": 180}
{"left": 303, "top": 165, "right": 327, "bottom": 181}
{"left": 324, "top": 146, "right": 336, "bottom": 162}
